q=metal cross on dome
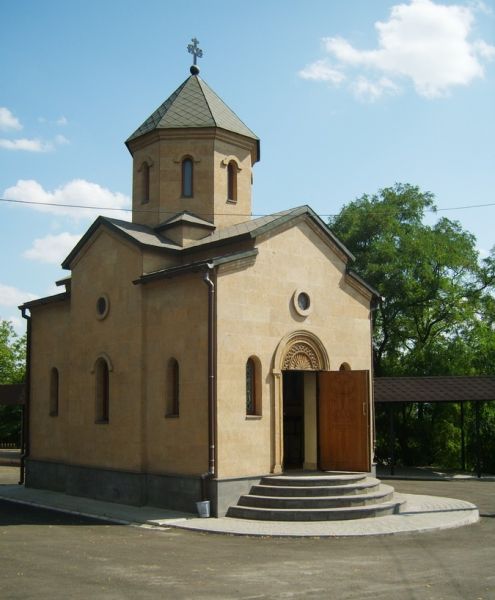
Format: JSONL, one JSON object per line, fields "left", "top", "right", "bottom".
{"left": 187, "top": 38, "right": 203, "bottom": 66}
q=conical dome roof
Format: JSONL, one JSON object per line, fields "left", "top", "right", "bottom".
{"left": 126, "top": 74, "right": 259, "bottom": 152}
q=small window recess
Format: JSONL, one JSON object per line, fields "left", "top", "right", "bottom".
{"left": 49, "top": 367, "right": 59, "bottom": 417}
{"left": 137, "top": 157, "right": 153, "bottom": 205}
{"left": 181, "top": 157, "right": 194, "bottom": 198}
{"left": 221, "top": 157, "right": 241, "bottom": 204}
{"left": 92, "top": 354, "right": 113, "bottom": 424}
{"left": 227, "top": 161, "right": 237, "bottom": 203}
{"left": 96, "top": 294, "right": 110, "bottom": 320}
{"left": 165, "top": 358, "right": 180, "bottom": 417}
{"left": 246, "top": 356, "right": 262, "bottom": 417}
{"left": 141, "top": 162, "right": 150, "bottom": 204}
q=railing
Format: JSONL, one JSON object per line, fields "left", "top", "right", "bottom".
{"left": 0, "top": 442, "right": 19, "bottom": 449}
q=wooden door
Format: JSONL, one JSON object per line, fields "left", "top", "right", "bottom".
{"left": 318, "top": 371, "right": 370, "bottom": 472}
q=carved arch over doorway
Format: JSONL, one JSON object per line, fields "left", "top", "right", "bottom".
{"left": 274, "top": 330, "right": 330, "bottom": 373}
{"left": 271, "top": 331, "right": 330, "bottom": 473}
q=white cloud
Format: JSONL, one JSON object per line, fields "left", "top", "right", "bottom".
{"left": 23, "top": 232, "right": 82, "bottom": 264}
{"left": 0, "top": 107, "right": 22, "bottom": 131}
{"left": 0, "top": 284, "right": 37, "bottom": 334}
{"left": 0, "top": 106, "right": 22, "bottom": 131}
{"left": 39, "top": 116, "right": 69, "bottom": 126}
{"left": 474, "top": 39, "right": 495, "bottom": 59}
{"left": 0, "top": 138, "right": 53, "bottom": 152}
{"left": 298, "top": 59, "right": 346, "bottom": 84}
{"left": 352, "top": 76, "right": 400, "bottom": 102}
{"left": 469, "top": 0, "right": 493, "bottom": 15}
{"left": 54, "top": 134, "right": 69, "bottom": 145}
{"left": 300, "top": 0, "right": 495, "bottom": 100}
{"left": 0, "top": 133, "right": 70, "bottom": 152}
{"left": 3, "top": 178, "right": 131, "bottom": 221}
{"left": 0, "top": 283, "right": 37, "bottom": 308}
{"left": 6, "top": 314, "right": 27, "bottom": 334}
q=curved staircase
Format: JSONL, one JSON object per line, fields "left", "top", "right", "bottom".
{"left": 226, "top": 472, "right": 405, "bottom": 521}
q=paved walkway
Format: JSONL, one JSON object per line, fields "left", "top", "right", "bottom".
{"left": 0, "top": 466, "right": 479, "bottom": 538}
{"left": 377, "top": 464, "right": 495, "bottom": 481}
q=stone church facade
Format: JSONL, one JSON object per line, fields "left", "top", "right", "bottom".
{"left": 21, "top": 64, "right": 378, "bottom": 516}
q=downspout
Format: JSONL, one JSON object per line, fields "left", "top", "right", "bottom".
{"left": 201, "top": 263, "right": 217, "bottom": 501}
{"left": 370, "top": 296, "right": 380, "bottom": 476}
{"left": 19, "top": 307, "right": 31, "bottom": 485}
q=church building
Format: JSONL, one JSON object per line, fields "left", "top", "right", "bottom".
{"left": 21, "top": 48, "right": 379, "bottom": 517}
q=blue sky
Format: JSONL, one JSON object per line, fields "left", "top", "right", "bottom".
{"left": 1, "top": 0, "right": 494, "bottom": 332}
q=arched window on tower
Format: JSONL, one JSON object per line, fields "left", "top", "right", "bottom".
{"left": 227, "top": 160, "right": 237, "bottom": 202}
{"left": 182, "top": 158, "right": 193, "bottom": 197}
{"left": 49, "top": 367, "right": 59, "bottom": 416}
{"left": 141, "top": 161, "right": 150, "bottom": 204}
{"left": 95, "top": 357, "right": 110, "bottom": 423}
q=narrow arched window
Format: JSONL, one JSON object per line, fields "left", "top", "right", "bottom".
{"left": 141, "top": 162, "right": 150, "bottom": 204}
{"left": 246, "top": 356, "right": 261, "bottom": 416}
{"left": 227, "top": 161, "right": 237, "bottom": 202}
{"left": 182, "top": 158, "right": 193, "bottom": 197}
{"left": 166, "top": 358, "right": 180, "bottom": 417}
{"left": 95, "top": 358, "right": 110, "bottom": 423}
{"left": 49, "top": 367, "right": 59, "bottom": 416}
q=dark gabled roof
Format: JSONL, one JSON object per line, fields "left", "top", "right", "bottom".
{"left": 59, "top": 207, "right": 373, "bottom": 300}
{"left": 156, "top": 211, "right": 216, "bottom": 232}
{"left": 134, "top": 249, "right": 258, "bottom": 285}
{"left": 374, "top": 376, "right": 495, "bottom": 403}
{"left": 61, "top": 216, "right": 181, "bottom": 269}
{"left": 126, "top": 75, "right": 259, "bottom": 160}
{"left": 20, "top": 292, "right": 69, "bottom": 311}
{"left": 61, "top": 206, "right": 357, "bottom": 271}
{"left": 184, "top": 205, "right": 356, "bottom": 261}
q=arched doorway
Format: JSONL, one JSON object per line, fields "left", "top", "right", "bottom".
{"left": 272, "top": 331, "right": 372, "bottom": 474}
{"left": 272, "top": 331, "right": 329, "bottom": 474}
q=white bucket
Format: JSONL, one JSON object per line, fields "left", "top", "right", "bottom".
{"left": 196, "top": 500, "right": 210, "bottom": 518}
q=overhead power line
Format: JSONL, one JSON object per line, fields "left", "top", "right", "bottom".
{"left": 1, "top": 196, "right": 495, "bottom": 218}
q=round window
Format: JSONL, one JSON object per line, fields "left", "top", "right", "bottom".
{"left": 96, "top": 295, "right": 110, "bottom": 320}
{"left": 292, "top": 289, "right": 312, "bottom": 317}
{"left": 298, "top": 292, "right": 310, "bottom": 311}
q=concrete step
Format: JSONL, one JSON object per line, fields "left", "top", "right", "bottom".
{"left": 260, "top": 473, "right": 367, "bottom": 488}
{"left": 227, "top": 498, "right": 406, "bottom": 521}
{"left": 251, "top": 478, "right": 381, "bottom": 497}
{"left": 237, "top": 486, "right": 395, "bottom": 510}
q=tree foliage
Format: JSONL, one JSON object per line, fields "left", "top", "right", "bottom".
{"left": 329, "top": 183, "right": 495, "bottom": 377}
{"left": 0, "top": 320, "right": 26, "bottom": 443}
{"left": 0, "top": 320, "right": 26, "bottom": 384}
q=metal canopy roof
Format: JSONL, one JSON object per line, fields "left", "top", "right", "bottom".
{"left": 374, "top": 376, "right": 495, "bottom": 403}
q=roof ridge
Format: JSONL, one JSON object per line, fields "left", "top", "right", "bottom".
{"left": 195, "top": 76, "right": 217, "bottom": 127}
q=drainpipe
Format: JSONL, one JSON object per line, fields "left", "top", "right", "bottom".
{"left": 202, "top": 263, "right": 216, "bottom": 501}
{"left": 370, "top": 296, "right": 380, "bottom": 476}
{"left": 19, "top": 307, "right": 31, "bottom": 485}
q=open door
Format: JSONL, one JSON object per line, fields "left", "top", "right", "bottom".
{"left": 318, "top": 370, "right": 370, "bottom": 472}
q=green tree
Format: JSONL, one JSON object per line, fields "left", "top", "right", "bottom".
{"left": 329, "top": 183, "right": 495, "bottom": 376}
{"left": 0, "top": 320, "right": 26, "bottom": 443}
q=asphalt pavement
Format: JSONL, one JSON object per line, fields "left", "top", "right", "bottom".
{"left": 0, "top": 466, "right": 494, "bottom": 599}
